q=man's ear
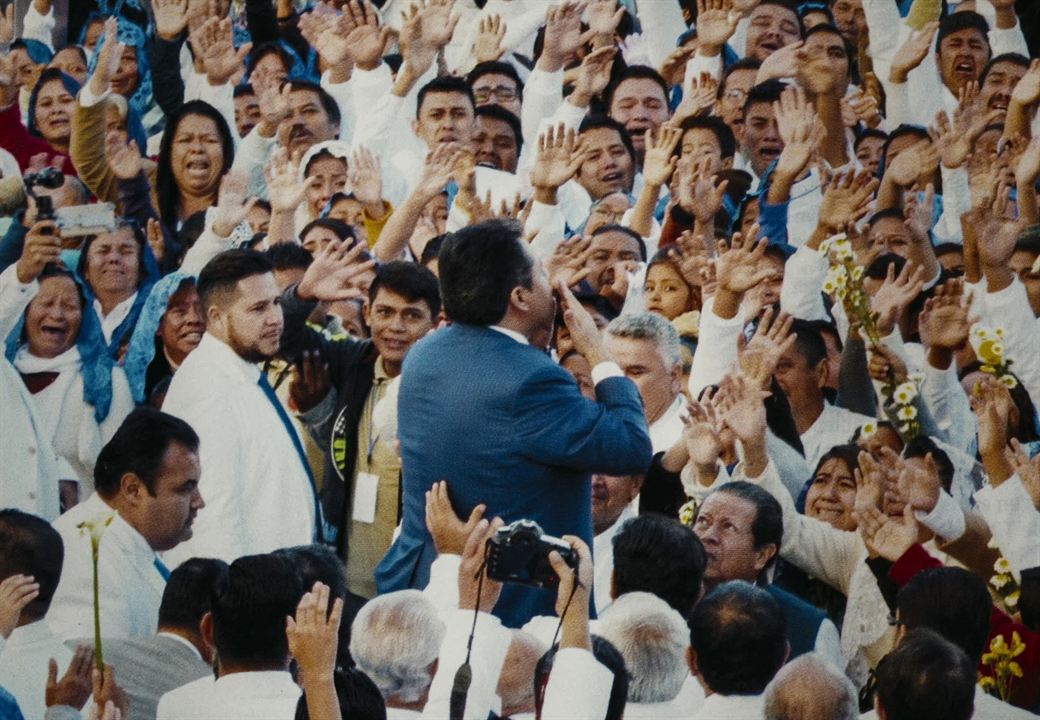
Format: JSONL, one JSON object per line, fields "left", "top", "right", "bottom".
{"left": 206, "top": 305, "right": 224, "bottom": 334}
{"left": 509, "top": 284, "right": 530, "bottom": 314}
{"left": 200, "top": 611, "right": 215, "bottom": 649}
{"left": 721, "top": 156, "right": 734, "bottom": 171}
{"left": 753, "top": 542, "right": 778, "bottom": 574}
{"left": 670, "top": 360, "right": 683, "bottom": 395}
{"left": 610, "top": 569, "right": 618, "bottom": 601}
{"left": 686, "top": 646, "right": 699, "bottom": 677}
{"left": 362, "top": 299, "right": 372, "bottom": 326}
{"left": 815, "top": 358, "right": 828, "bottom": 389}
{"left": 119, "top": 472, "right": 146, "bottom": 506}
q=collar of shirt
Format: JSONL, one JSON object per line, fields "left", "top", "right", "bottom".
{"left": 213, "top": 669, "right": 300, "bottom": 698}
{"left": 489, "top": 325, "right": 529, "bottom": 345}
{"left": 6, "top": 619, "right": 60, "bottom": 649}
{"left": 374, "top": 355, "right": 392, "bottom": 382}
{"left": 156, "top": 631, "right": 205, "bottom": 661}
{"left": 93, "top": 291, "right": 138, "bottom": 343}
{"left": 194, "top": 332, "right": 263, "bottom": 384}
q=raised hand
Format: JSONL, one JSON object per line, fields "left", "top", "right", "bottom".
{"left": 194, "top": 17, "right": 250, "bottom": 86}
{"left": 696, "top": 0, "right": 739, "bottom": 55}
{"left": 0, "top": 574, "right": 39, "bottom": 638}
{"left": 586, "top": 0, "right": 625, "bottom": 42}
{"left": 538, "top": 1, "right": 584, "bottom": 73}
{"left": 714, "top": 230, "right": 777, "bottom": 295}
{"left": 104, "top": 134, "right": 143, "bottom": 181}
{"left": 530, "top": 124, "right": 586, "bottom": 193}
{"left": 930, "top": 93, "right": 1000, "bottom": 171}
{"left": 738, "top": 305, "right": 795, "bottom": 387}
{"left": 1016, "top": 134, "right": 1040, "bottom": 185}
{"left": 818, "top": 170, "right": 878, "bottom": 233}
{"left": 557, "top": 279, "right": 610, "bottom": 368}
{"left": 856, "top": 505, "right": 918, "bottom": 561}
{"left": 971, "top": 375, "right": 1012, "bottom": 459}
{"left": 867, "top": 343, "right": 908, "bottom": 385}
{"left": 756, "top": 40, "right": 806, "bottom": 83}
{"left": 885, "top": 139, "right": 939, "bottom": 189}
{"left": 682, "top": 400, "right": 723, "bottom": 472}
{"left": 473, "top": 14, "right": 508, "bottom": 63}
{"left": 89, "top": 17, "right": 125, "bottom": 97}
{"left": 545, "top": 236, "right": 594, "bottom": 288}
{"left": 570, "top": 46, "right": 617, "bottom": 108}
{"left": 288, "top": 350, "right": 331, "bottom": 413}
{"left": 46, "top": 646, "right": 94, "bottom": 710}
{"left": 854, "top": 449, "right": 885, "bottom": 515}
{"left": 641, "top": 124, "right": 681, "bottom": 188}
{"left": 154, "top": 0, "right": 190, "bottom": 40}
{"left": 976, "top": 183, "right": 1023, "bottom": 269}
{"left": 287, "top": 582, "right": 344, "bottom": 684}
{"left": 458, "top": 516, "right": 504, "bottom": 613}
{"left": 889, "top": 21, "right": 939, "bottom": 84}
{"left": 773, "top": 84, "right": 819, "bottom": 180}
{"left": 870, "top": 259, "right": 925, "bottom": 336}
{"left": 1011, "top": 58, "right": 1040, "bottom": 107}
{"left": 349, "top": 147, "right": 384, "bottom": 213}
{"left": 548, "top": 535, "right": 593, "bottom": 650}
{"left": 841, "top": 87, "right": 882, "bottom": 129}
{"left": 918, "top": 278, "right": 972, "bottom": 352}
{"left": 714, "top": 372, "right": 770, "bottom": 449}
{"left": 659, "top": 45, "right": 696, "bottom": 87}
{"left": 16, "top": 220, "right": 62, "bottom": 284}
{"left": 1006, "top": 439, "right": 1040, "bottom": 511}
{"left": 673, "top": 72, "right": 719, "bottom": 122}
{"left": 0, "top": 4, "right": 14, "bottom": 45}
{"left": 897, "top": 451, "right": 941, "bottom": 515}
{"left": 211, "top": 170, "right": 257, "bottom": 238}
{"left": 669, "top": 230, "right": 712, "bottom": 289}
{"left": 414, "top": 142, "right": 462, "bottom": 202}
{"left": 146, "top": 218, "right": 166, "bottom": 265}
{"left": 297, "top": 239, "right": 376, "bottom": 302}
{"left": 91, "top": 664, "right": 129, "bottom": 720}
{"left": 263, "top": 149, "right": 311, "bottom": 215}
{"left": 425, "top": 480, "right": 486, "bottom": 555}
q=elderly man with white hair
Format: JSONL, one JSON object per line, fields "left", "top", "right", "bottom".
{"left": 762, "top": 653, "right": 858, "bottom": 720}
{"left": 605, "top": 313, "right": 686, "bottom": 453}
{"left": 598, "top": 591, "right": 705, "bottom": 719}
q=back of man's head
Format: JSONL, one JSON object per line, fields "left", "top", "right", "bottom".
{"left": 295, "top": 667, "right": 387, "bottom": 720}
{"left": 762, "top": 653, "right": 857, "bottom": 720}
{"left": 688, "top": 581, "right": 787, "bottom": 696}
{"left": 612, "top": 515, "right": 705, "bottom": 616}
{"left": 438, "top": 220, "right": 531, "bottom": 326}
{"left": 534, "top": 636, "right": 628, "bottom": 720}
{"left": 211, "top": 553, "right": 303, "bottom": 670}
{"left": 197, "top": 249, "right": 274, "bottom": 311}
{"left": 94, "top": 407, "right": 200, "bottom": 500}
{"left": 874, "top": 628, "right": 975, "bottom": 720}
{"left": 349, "top": 590, "right": 445, "bottom": 704}
{"left": 497, "top": 631, "right": 547, "bottom": 718}
{"left": 598, "top": 592, "right": 689, "bottom": 704}
{"left": 274, "top": 544, "right": 354, "bottom": 666}
{"left": 158, "top": 558, "right": 229, "bottom": 637}
{"left": 896, "top": 566, "right": 991, "bottom": 664}
{"left": 0, "top": 510, "right": 63, "bottom": 623}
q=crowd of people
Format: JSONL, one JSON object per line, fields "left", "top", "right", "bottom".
{"left": 0, "top": 0, "right": 1038, "bottom": 717}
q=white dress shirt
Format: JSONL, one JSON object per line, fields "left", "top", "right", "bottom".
{"left": 92, "top": 292, "right": 138, "bottom": 345}
{"left": 0, "top": 357, "right": 61, "bottom": 520}
{"left": 541, "top": 648, "right": 614, "bottom": 720}
{"left": 157, "top": 670, "right": 300, "bottom": 720}
{"left": 0, "top": 620, "right": 79, "bottom": 720}
{"left": 975, "top": 475, "right": 1040, "bottom": 576}
{"left": 161, "top": 333, "right": 317, "bottom": 567}
{"left": 800, "top": 403, "right": 874, "bottom": 472}
{"left": 593, "top": 503, "right": 636, "bottom": 615}
{"left": 691, "top": 692, "right": 764, "bottom": 720}
{"left": 626, "top": 676, "right": 705, "bottom": 719}
{"left": 47, "top": 492, "right": 167, "bottom": 642}
{"left": 650, "top": 396, "right": 686, "bottom": 455}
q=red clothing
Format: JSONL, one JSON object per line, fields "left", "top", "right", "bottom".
{"left": 0, "top": 103, "right": 77, "bottom": 177}
{"left": 890, "top": 543, "right": 1040, "bottom": 710}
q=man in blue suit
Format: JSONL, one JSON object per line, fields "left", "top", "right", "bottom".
{"left": 376, "top": 219, "right": 653, "bottom": 627}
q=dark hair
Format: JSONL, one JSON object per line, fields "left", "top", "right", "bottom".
{"left": 709, "top": 483, "right": 783, "bottom": 576}
{"left": 301, "top": 217, "right": 358, "bottom": 244}
{"left": 197, "top": 249, "right": 274, "bottom": 311}
{"left": 933, "top": 241, "right": 964, "bottom": 258}
{"left": 158, "top": 558, "right": 229, "bottom": 633}
{"left": 247, "top": 42, "right": 292, "bottom": 77}
{"left": 466, "top": 61, "right": 524, "bottom": 100}
{"left": 743, "top": 79, "right": 788, "bottom": 115}
{"left": 802, "top": 23, "right": 859, "bottom": 84}
{"left": 93, "top": 407, "right": 200, "bottom": 499}
{"left": 678, "top": 115, "right": 737, "bottom": 160}
{"left": 419, "top": 234, "right": 447, "bottom": 267}
{"left": 896, "top": 567, "right": 991, "bottom": 663}
{"left": 612, "top": 515, "right": 706, "bottom": 616}
{"left": 0, "top": 510, "right": 63, "bottom": 621}
{"left": 605, "top": 65, "right": 669, "bottom": 110}
{"left": 288, "top": 80, "right": 341, "bottom": 129}
{"left": 368, "top": 261, "right": 441, "bottom": 318}
{"left": 788, "top": 318, "right": 827, "bottom": 369}
{"left": 880, "top": 124, "right": 930, "bottom": 172}
{"left": 812, "top": 443, "right": 860, "bottom": 479}
{"left": 27, "top": 68, "right": 80, "bottom": 138}
{"left": 264, "top": 242, "right": 314, "bottom": 272}
{"left": 591, "top": 223, "right": 648, "bottom": 261}
{"left": 296, "top": 667, "right": 387, "bottom": 720}
{"left": 867, "top": 207, "right": 907, "bottom": 228}
{"left": 864, "top": 252, "right": 907, "bottom": 280}
{"left": 156, "top": 101, "right": 235, "bottom": 229}
{"left": 874, "top": 628, "right": 975, "bottom": 720}
{"left": 901, "top": 436, "right": 955, "bottom": 493}
{"left": 274, "top": 544, "right": 354, "bottom": 668}
{"left": 233, "top": 82, "right": 255, "bottom": 98}
{"left": 798, "top": 2, "right": 834, "bottom": 23}
{"left": 854, "top": 127, "right": 888, "bottom": 151}
{"left": 720, "top": 57, "right": 763, "bottom": 98}
{"left": 578, "top": 115, "right": 637, "bottom": 164}
{"left": 936, "top": 11, "right": 990, "bottom": 54}
{"left": 980, "top": 53, "right": 1030, "bottom": 85}
{"left": 416, "top": 76, "right": 475, "bottom": 119}
{"left": 212, "top": 553, "right": 304, "bottom": 668}
{"left": 438, "top": 220, "right": 532, "bottom": 325}
{"left": 475, "top": 104, "right": 524, "bottom": 155}
{"left": 688, "top": 581, "right": 787, "bottom": 695}
{"left": 535, "top": 636, "right": 629, "bottom": 720}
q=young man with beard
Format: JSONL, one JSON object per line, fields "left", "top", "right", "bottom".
{"left": 278, "top": 254, "right": 440, "bottom": 601}
{"left": 161, "top": 250, "right": 369, "bottom": 567}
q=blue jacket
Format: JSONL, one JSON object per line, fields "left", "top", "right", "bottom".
{"left": 375, "top": 323, "right": 652, "bottom": 627}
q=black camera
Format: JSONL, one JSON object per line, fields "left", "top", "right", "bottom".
{"left": 486, "top": 520, "right": 578, "bottom": 588}
{"left": 24, "top": 166, "right": 65, "bottom": 223}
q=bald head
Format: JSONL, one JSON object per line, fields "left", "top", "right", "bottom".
{"left": 763, "top": 653, "right": 857, "bottom": 720}
{"left": 496, "top": 631, "right": 547, "bottom": 718}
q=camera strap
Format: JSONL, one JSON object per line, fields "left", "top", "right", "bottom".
{"left": 450, "top": 551, "right": 489, "bottom": 720}
{"left": 550, "top": 575, "right": 583, "bottom": 650}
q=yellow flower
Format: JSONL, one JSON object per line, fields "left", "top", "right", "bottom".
{"left": 823, "top": 279, "right": 837, "bottom": 295}
{"left": 893, "top": 382, "right": 918, "bottom": 404}
{"left": 897, "top": 405, "right": 918, "bottom": 421}
{"left": 978, "top": 339, "right": 1005, "bottom": 365}
{"left": 1006, "top": 590, "right": 1020, "bottom": 608}
{"left": 979, "top": 676, "right": 997, "bottom": 691}
{"left": 980, "top": 365, "right": 997, "bottom": 374}
{"left": 991, "top": 573, "right": 1011, "bottom": 590}
{"left": 1009, "top": 661, "right": 1023, "bottom": 678}
{"left": 1000, "top": 375, "right": 1018, "bottom": 389}
{"left": 851, "top": 265, "right": 864, "bottom": 281}
{"left": 995, "top": 557, "right": 1012, "bottom": 574}
{"left": 860, "top": 421, "right": 877, "bottom": 438}
{"left": 993, "top": 327, "right": 1005, "bottom": 339}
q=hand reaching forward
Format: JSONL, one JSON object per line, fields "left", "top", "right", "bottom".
{"left": 818, "top": 169, "right": 877, "bottom": 233}
{"left": 89, "top": 17, "right": 125, "bottom": 97}
{"left": 682, "top": 400, "right": 723, "bottom": 471}
{"left": 918, "top": 277, "right": 972, "bottom": 352}
{"left": 855, "top": 505, "right": 918, "bottom": 561}
{"left": 297, "top": 240, "right": 376, "bottom": 302}
{"left": 530, "top": 124, "right": 586, "bottom": 191}
{"left": 870, "top": 260, "right": 925, "bottom": 336}
{"left": 426, "top": 480, "right": 486, "bottom": 555}
{"left": 738, "top": 305, "right": 795, "bottom": 387}
{"left": 105, "top": 134, "right": 143, "bottom": 181}
{"left": 473, "top": 14, "right": 508, "bottom": 63}
{"left": 46, "top": 645, "right": 93, "bottom": 710}
{"left": 0, "top": 574, "right": 38, "bottom": 638}
{"left": 557, "top": 279, "right": 609, "bottom": 368}
{"left": 714, "top": 229, "right": 776, "bottom": 295}
{"left": 458, "top": 516, "right": 504, "bottom": 613}
{"left": 641, "top": 124, "right": 681, "bottom": 188}
{"left": 287, "top": 582, "right": 343, "bottom": 685}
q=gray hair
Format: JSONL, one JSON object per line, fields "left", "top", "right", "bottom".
{"left": 349, "top": 590, "right": 446, "bottom": 703}
{"left": 597, "top": 591, "right": 689, "bottom": 704}
{"left": 606, "top": 312, "right": 682, "bottom": 369}
{"left": 763, "top": 653, "right": 858, "bottom": 720}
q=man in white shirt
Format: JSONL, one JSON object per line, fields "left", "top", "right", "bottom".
{"left": 687, "top": 581, "right": 789, "bottom": 720}
{"left": 591, "top": 472, "right": 641, "bottom": 614}
{"left": 775, "top": 320, "right": 873, "bottom": 470}
{"left": 48, "top": 407, "right": 204, "bottom": 642}
{"left": 606, "top": 312, "right": 686, "bottom": 454}
{"left": 156, "top": 553, "right": 304, "bottom": 720}
{"left": 162, "top": 249, "right": 324, "bottom": 566}
{"left": 869, "top": 629, "right": 975, "bottom": 720}
{"left": 762, "top": 652, "right": 859, "bottom": 720}
{"left": 0, "top": 510, "right": 94, "bottom": 720}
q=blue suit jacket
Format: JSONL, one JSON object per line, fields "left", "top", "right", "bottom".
{"left": 375, "top": 323, "right": 653, "bottom": 627}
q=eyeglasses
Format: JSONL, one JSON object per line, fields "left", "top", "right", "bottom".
{"left": 723, "top": 88, "right": 748, "bottom": 102}
{"left": 474, "top": 87, "right": 518, "bottom": 103}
